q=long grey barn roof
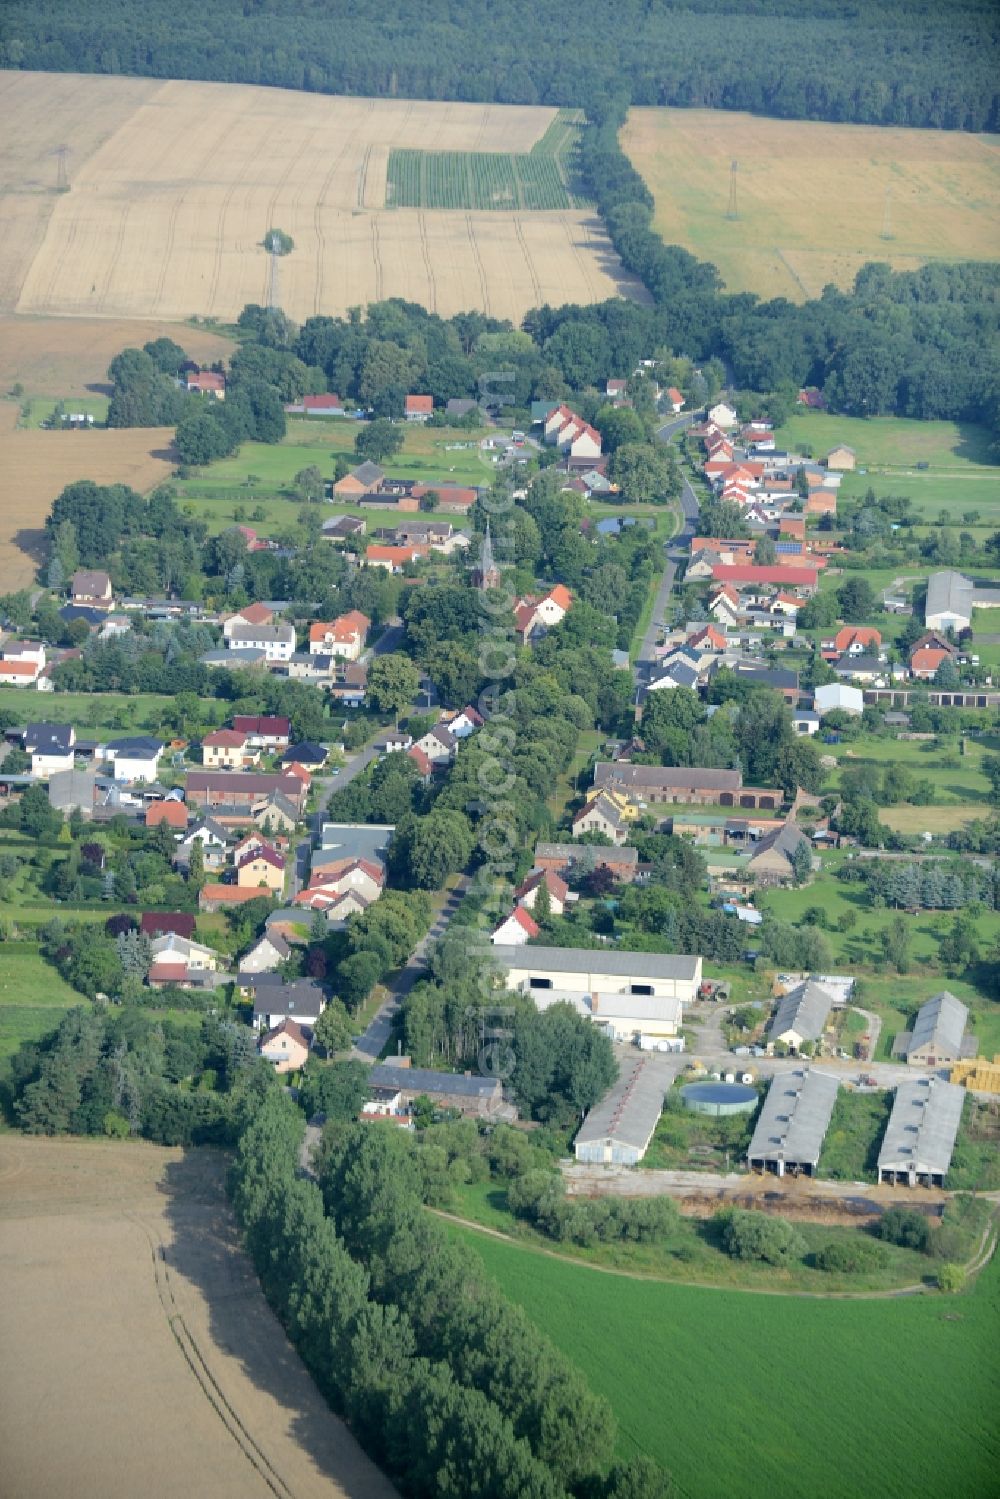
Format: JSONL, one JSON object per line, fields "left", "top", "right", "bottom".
{"left": 909, "top": 990, "right": 968, "bottom": 1056}
{"left": 747, "top": 1069, "right": 839, "bottom": 1167}
{"left": 493, "top": 944, "right": 700, "bottom": 981}
{"left": 877, "top": 1078, "right": 964, "bottom": 1177}
{"left": 925, "top": 570, "right": 973, "bottom": 620}
{"left": 767, "top": 979, "right": 835, "bottom": 1042}
{"left": 370, "top": 1064, "right": 499, "bottom": 1099}
{"left": 575, "top": 1059, "right": 666, "bottom": 1153}
{"left": 594, "top": 761, "right": 741, "bottom": 793}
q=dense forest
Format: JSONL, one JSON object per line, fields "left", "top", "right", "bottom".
{"left": 2, "top": 0, "right": 997, "bottom": 131}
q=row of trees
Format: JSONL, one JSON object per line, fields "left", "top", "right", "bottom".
{"left": 231, "top": 1088, "right": 668, "bottom": 1498}
{"left": 4, "top": 0, "right": 996, "bottom": 131}
{"left": 579, "top": 104, "right": 1000, "bottom": 441}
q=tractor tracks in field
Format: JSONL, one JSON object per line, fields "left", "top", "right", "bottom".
{"left": 466, "top": 214, "right": 490, "bottom": 315}
{"left": 512, "top": 214, "right": 542, "bottom": 306}
{"left": 132, "top": 1213, "right": 297, "bottom": 1499}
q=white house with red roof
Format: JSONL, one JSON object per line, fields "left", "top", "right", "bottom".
{"left": 605, "top": 378, "right": 629, "bottom": 404}
{"left": 666, "top": 386, "right": 685, "bottom": 413}
{"left": 186, "top": 369, "right": 225, "bottom": 399}
{"left": 441, "top": 706, "right": 484, "bottom": 739}
{"left": 308, "top": 609, "right": 371, "bottom": 660}
{"left": 405, "top": 394, "right": 434, "bottom": 421}
{"left": 491, "top": 906, "right": 540, "bottom": 945}
{"left": 515, "top": 869, "right": 568, "bottom": 916}
{"left": 513, "top": 585, "right": 572, "bottom": 644}
{"left": 543, "top": 404, "right": 602, "bottom": 460}
{"left": 284, "top": 392, "right": 345, "bottom": 417}
{"left": 0, "top": 640, "right": 46, "bottom": 686}
{"left": 223, "top": 601, "right": 275, "bottom": 639}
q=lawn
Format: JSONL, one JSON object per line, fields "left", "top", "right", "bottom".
{"left": 18, "top": 395, "right": 110, "bottom": 429}
{"left": 772, "top": 410, "right": 999, "bottom": 473}
{"left": 0, "top": 688, "right": 178, "bottom": 736}
{"left": 816, "top": 1088, "right": 893, "bottom": 1182}
{"left": 454, "top": 1225, "right": 1000, "bottom": 1499}
{"left": 838, "top": 469, "right": 1000, "bottom": 526}
{"left": 0, "top": 946, "right": 88, "bottom": 1117}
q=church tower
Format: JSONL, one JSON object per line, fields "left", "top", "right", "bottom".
{"left": 473, "top": 521, "right": 501, "bottom": 590}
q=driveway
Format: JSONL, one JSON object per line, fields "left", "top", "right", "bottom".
{"left": 351, "top": 874, "right": 471, "bottom": 1061}
{"left": 290, "top": 741, "right": 380, "bottom": 895}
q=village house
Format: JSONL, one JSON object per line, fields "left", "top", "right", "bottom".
{"left": 146, "top": 798, "right": 189, "bottom": 832}
{"left": 416, "top": 724, "right": 458, "bottom": 764}
{"left": 24, "top": 722, "right": 75, "bottom": 777}
{"left": 69, "top": 569, "right": 113, "bottom": 611}
{"left": 513, "top": 584, "right": 572, "bottom": 644}
{"left": 100, "top": 735, "right": 164, "bottom": 784}
{"left": 248, "top": 975, "right": 328, "bottom": 1030}
{"left": 185, "top": 770, "right": 306, "bottom": 815}
{"left": 231, "top": 715, "right": 290, "bottom": 751}
{"left": 225, "top": 619, "right": 296, "bottom": 662}
{"left": 283, "top": 392, "right": 344, "bottom": 416}
{"left": 308, "top": 609, "right": 370, "bottom": 660}
{"left": 334, "top": 461, "right": 385, "bottom": 498}
{"left": 323, "top": 514, "right": 367, "bottom": 542}
{"left": 405, "top": 393, "right": 434, "bottom": 421}
{"left": 707, "top": 401, "right": 738, "bottom": 429}
{"left": 201, "top": 728, "right": 259, "bottom": 770}
{"left": 572, "top": 788, "right": 637, "bottom": 844}
{"left": 186, "top": 369, "right": 225, "bottom": 398}
{"left": 898, "top": 990, "right": 972, "bottom": 1067}
{"left": 174, "top": 818, "right": 227, "bottom": 871}
{"left": 0, "top": 639, "right": 47, "bottom": 687}
{"left": 198, "top": 883, "right": 271, "bottom": 912}
{"left": 746, "top": 820, "right": 811, "bottom": 886}
{"left": 258, "top": 1018, "right": 312, "bottom": 1073}
{"left": 363, "top": 1060, "right": 507, "bottom": 1120}
{"left": 238, "top": 931, "right": 292, "bottom": 978}
{"left": 491, "top": 906, "right": 541, "bottom": 945}
{"left": 821, "top": 626, "right": 882, "bottom": 661}
{"left": 364, "top": 543, "right": 429, "bottom": 573}
{"left": 147, "top": 931, "right": 225, "bottom": 989}
{"left": 666, "top": 386, "right": 685, "bottom": 413}
{"left": 533, "top": 842, "right": 640, "bottom": 884}
{"left": 592, "top": 762, "right": 782, "bottom": 811}
{"left": 515, "top": 868, "right": 568, "bottom": 916}
{"left": 909, "top": 632, "right": 957, "bottom": 680}
{"left": 416, "top": 484, "right": 479, "bottom": 515}
{"left": 825, "top": 444, "right": 856, "bottom": 471}
{"left": 235, "top": 842, "right": 286, "bottom": 892}
{"left": 222, "top": 604, "right": 276, "bottom": 641}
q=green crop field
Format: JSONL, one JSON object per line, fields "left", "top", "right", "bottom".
{"left": 385, "top": 110, "right": 586, "bottom": 211}
{"left": 453, "top": 1225, "right": 1000, "bottom": 1499}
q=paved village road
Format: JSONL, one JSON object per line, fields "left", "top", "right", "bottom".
{"left": 351, "top": 874, "right": 473, "bottom": 1062}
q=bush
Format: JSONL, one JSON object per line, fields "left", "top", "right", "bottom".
{"left": 814, "top": 1238, "right": 889, "bottom": 1274}
{"left": 936, "top": 1262, "right": 966, "bottom": 1294}
{"left": 717, "top": 1209, "right": 807, "bottom": 1265}
{"left": 876, "top": 1205, "right": 931, "bottom": 1252}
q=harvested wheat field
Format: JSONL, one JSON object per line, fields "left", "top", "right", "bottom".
{"left": 4, "top": 73, "right": 644, "bottom": 323}
{"left": 0, "top": 314, "right": 234, "bottom": 398}
{"left": 0, "top": 1136, "right": 397, "bottom": 1499}
{"left": 623, "top": 107, "right": 1000, "bottom": 302}
{"left": 0, "top": 423, "right": 176, "bottom": 589}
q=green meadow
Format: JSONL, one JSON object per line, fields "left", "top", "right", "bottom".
{"left": 453, "top": 1224, "right": 1000, "bottom": 1499}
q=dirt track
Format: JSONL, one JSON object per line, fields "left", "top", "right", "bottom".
{"left": 0, "top": 1136, "right": 396, "bottom": 1499}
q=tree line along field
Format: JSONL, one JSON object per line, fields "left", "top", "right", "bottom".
{"left": 621, "top": 107, "right": 1000, "bottom": 303}
{"left": 453, "top": 1225, "right": 1000, "bottom": 1499}
{"left": 2, "top": 72, "right": 643, "bottom": 325}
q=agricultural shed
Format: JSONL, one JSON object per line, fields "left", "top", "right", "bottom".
{"left": 747, "top": 1069, "right": 839, "bottom": 1177}
{"left": 767, "top": 978, "right": 836, "bottom": 1050}
{"left": 901, "top": 991, "right": 971, "bottom": 1067}
{"left": 574, "top": 1057, "right": 666, "bottom": 1165}
{"left": 877, "top": 1078, "right": 964, "bottom": 1187}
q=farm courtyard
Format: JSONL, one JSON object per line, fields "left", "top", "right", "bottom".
{"left": 0, "top": 1136, "right": 396, "bottom": 1499}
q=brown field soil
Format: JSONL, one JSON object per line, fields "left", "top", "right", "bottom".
{"left": 0, "top": 71, "right": 159, "bottom": 310}
{"left": 0, "top": 424, "right": 176, "bottom": 590}
{"left": 0, "top": 314, "right": 235, "bottom": 397}
{"left": 622, "top": 107, "right": 1000, "bottom": 302}
{"left": 0, "top": 1135, "right": 397, "bottom": 1499}
{"left": 5, "top": 73, "right": 644, "bottom": 323}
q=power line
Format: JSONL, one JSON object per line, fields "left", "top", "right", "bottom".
{"left": 727, "top": 159, "right": 739, "bottom": 221}
{"left": 53, "top": 144, "right": 69, "bottom": 192}
{"left": 881, "top": 183, "right": 893, "bottom": 241}
{"left": 267, "top": 231, "right": 280, "bottom": 310}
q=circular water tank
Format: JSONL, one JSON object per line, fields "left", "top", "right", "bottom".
{"left": 680, "top": 1081, "right": 758, "bottom": 1118}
